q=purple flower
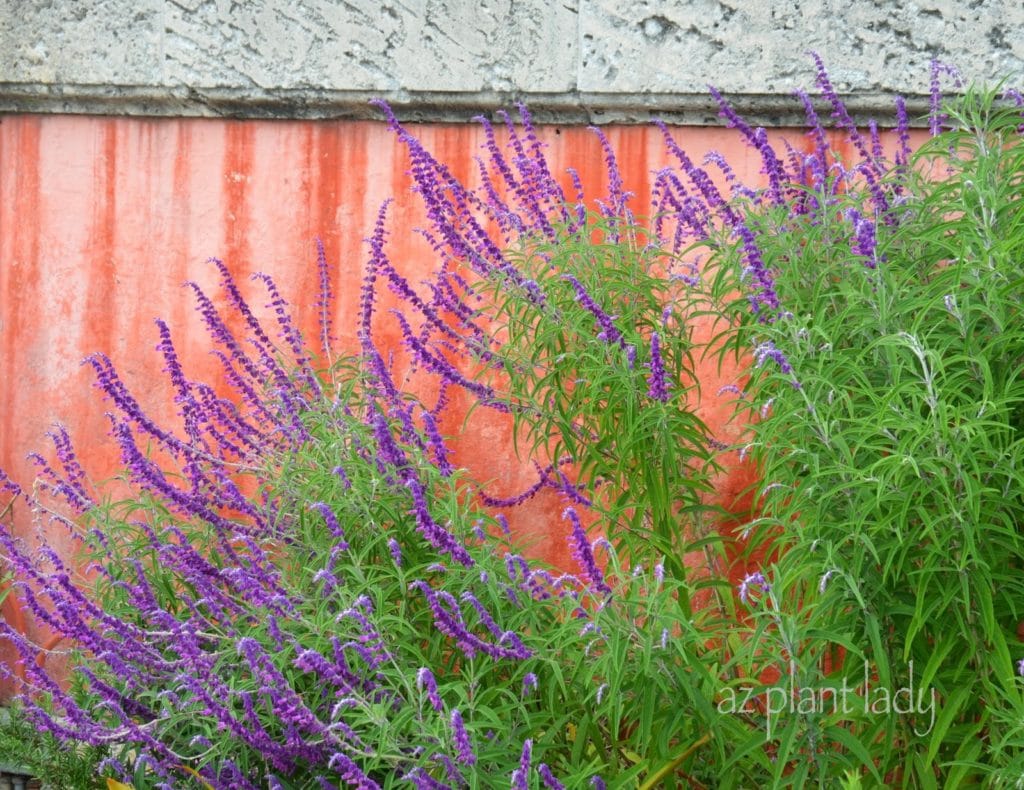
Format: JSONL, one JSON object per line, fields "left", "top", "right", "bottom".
{"left": 421, "top": 410, "right": 453, "bottom": 477}
{"left": 646, "top": 332, "right": 669, "bottom": 402}
{"left": 538, "top": 764, "right": 565, "bottom": 790}
{"left": 651, "top": 167, "right": 709, "bottom": 250}
{"left": 732, "top": 222, "right": 781, "bottom": 318}
{"left": 521, "top": 672, "right": 538, "bottom": 697}
{"left": 252, "top": 271, "right": 320, "bottom": 395}
{"left": 315, "top": 237, "right": 334, "bottom": 357}
{"left": 404, "top": 470, "right": 474, "bottom": 567}
{"left": 579, "top": 622, "right": 602, "bottom": 638}
{"left": 709, "top": 86, "right": 785, "bottom": 206}
{"left": 387, "top": 538, "right": 402, "bottom": 566}
{"left": 930, "top": 59, "right": 952, "bottom": 136}
{"left": 450, "top": 709, "right": 475, "bottom": 765}
{"left": 311, "top": 502, "right": 348, "bottom": 549}
{"left": 479, "top": 478, "right": 544, "bottom": 508}
{"left": 588, "top": 125, "right": 633, "bottom": 227}
{"left": 359, "top": 201, "right": 388, "bottom": 348}
{"left": 564, "top": 508, "right": 612, "bottom": 596}
{"left": 416, "top": 667, "right": 444, "bottom": 712}
{"left": 563, "top": 274, "right": 623, "bottom": 347}
{"left": 1002, "top": 88, "right": 1024, "bottom": 133}
{"left": 739, "top": 571, "right": 770, "bottom": 605}
{"left": 390, "top": 309, "right": 508, "bottom": 414}
{"left": 809, "top": 52, "right": 892, "bottom": 221}
{"left": 1017, "top": 658, "right": 1024, "bottom": 677}
{"left": 847, "top": 208, "right": 880, "bottom": 269}
{"left": 333, "top": 464, "right": 352, "bottom": 490}
{"left": 893, "top": 95, "right": 912, "bottom": 169}
{"left": 512, "top": 740, "right": 532, "bottom": 790}
{"left": 590, "top": 778, "right": 607, "bottom": 790}
{"left": 405, "top": 768, "right": 450, "bottom": 790}
{"left": 753, "top": 340, "right": 792, "bottom": 375}
{"left": 461, "top": 591, "right": 505, "bottom": 638}
{"left": 410, "top": 581, "right": 531, "bottom": 660}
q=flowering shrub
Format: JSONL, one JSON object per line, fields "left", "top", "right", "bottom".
{"left": 0, "top": 259, "right": 734, "bottom": 787}
{"left": 707, "top": 84, "right": 1024, "bottom": 784}
{"left": 1, "top": 58, "right": 1023, "bottom": 788}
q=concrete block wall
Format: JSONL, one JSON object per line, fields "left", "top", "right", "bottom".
{"left": 2, "top": 0, "right": 1023, "bottom": 124}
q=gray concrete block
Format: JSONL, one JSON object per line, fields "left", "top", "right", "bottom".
{"left": 579, "top": 0, "right": 1024, "bottom": 95}
{"left": 393, "top": 0, "right": 579, "bottom": 93}
{"left": 0, "top": 0, "right": 163, "bottom": 85}
{"left": 162, "top": 0, "right": 578, "bottom": 93}
{"left": 2, "top": 0, "right": 1023, "bottom": 120}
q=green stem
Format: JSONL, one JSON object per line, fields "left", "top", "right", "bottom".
{"left": 637, "top": 732, "right": 712, "bottom": 790}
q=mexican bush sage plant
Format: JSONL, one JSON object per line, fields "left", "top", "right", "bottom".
{"left": 0, "top": 253, "right": 739, "bottom": 788}
{"left": 2, "top": 57, "right": 1021, "bottom": 789}
{"left": 703, "top": 85, "right": 1024, "bottom": 784}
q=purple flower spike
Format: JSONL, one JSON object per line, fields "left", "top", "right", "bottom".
{"left": 646, "top": 332, "right": 669, "bottom": 402}
{"left": 564, "top": 508, "right": 612, "bottom": 596}
{"left": 809, "top": 52, "right": 891, "bottom": 220}
{"left": 1002, "top": 88, "right": 1024, "bottom": 133}
{"left": 315, "top": 237, "right": 335, "bottom": 358}
{"left": 739, "top": 571, "right": 771, "bottom": 605}
{"left": 538, "top": 764, "right": 566, "bottom": 789}
{"left": 311, "top": 502, "right": 348, "bottom": 550}
{"left": 416, "top": 667, "right": 444, "bottom": 713}
{"left": 753, "top": 340, "right": 792, "bottom": 375}
{"left": 709, "top": 85, "right": 785, "bottom": 206}
{"left": 387, "top": 537, "right": 402, "bottom": 567}
{"left": 848, "top": 208, "right": 880, "bottom": 269}
{"left": 511, "top": 739, "right": 533, "bottom": 790}
{"left": 450, "top": 709, "right": 476, "bottom": 766}
{"left": 588, "top": 125, "right": 633, "bottom": 225}
{"left": 521, "top": 672, "right": 538, "bottom": 697}
{"left": 894, "top": 96, "right": 911, "bottom": 168}
{"left": 930, "top": 59, "right": 949, "bottom": 136}
{"left": 410, "top": 581, "right": 531, "bottom": 660}
{"left": 563, "top": 274, "right": 623, "bottom": 347}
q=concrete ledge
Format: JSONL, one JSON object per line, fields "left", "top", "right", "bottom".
{"left": 0, "top": 83, "right": 936, "bottom": 127}
{"left": 3, "top": 1, "right": 1020, "bottom": 126}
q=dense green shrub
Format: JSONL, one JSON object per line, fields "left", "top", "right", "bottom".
{"left": 704, "top": 86, "right": 1024, "bottom": 785}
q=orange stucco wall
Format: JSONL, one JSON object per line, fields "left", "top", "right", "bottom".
{"left": 0, "top": 114, "right": 921, "bottom": 664}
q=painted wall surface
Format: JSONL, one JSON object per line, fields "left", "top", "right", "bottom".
{"left": 0, "top": 113, "right": 926, "bottom": 678}
{"left": 2, "top": 1, "right": 1022, "bottom": 123}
